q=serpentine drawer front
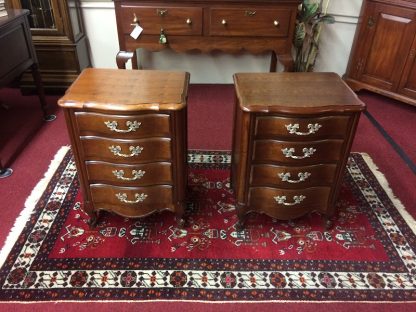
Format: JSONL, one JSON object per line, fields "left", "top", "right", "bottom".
{"left": 58, "top": 68, "right": 189, "bottom": 228}
{"left": 232, "top": 72, "right": 366, "bottom": 229}
{"left": 114, "top": 0, "right": 301, "bottom": 71}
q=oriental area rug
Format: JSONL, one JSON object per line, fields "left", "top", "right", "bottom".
{"left": 0, "top": 147, "right": 415, "bottom": 302}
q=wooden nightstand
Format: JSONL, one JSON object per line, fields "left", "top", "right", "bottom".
{"left": 58, "top": 68, "right": 189, "bottom": 227}
{"left": 232, "top": 72, "right": 366, "bottom": 229}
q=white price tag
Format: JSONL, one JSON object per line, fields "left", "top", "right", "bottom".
{"left": 130, "top": 25, "right": 143, "bottom": 39}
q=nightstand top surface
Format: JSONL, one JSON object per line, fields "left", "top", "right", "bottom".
{"left": 58, "top": 68, "right": 190, "bottom": 111}
{"left": 233, "top": 72, "right": 366, "bottom": 114}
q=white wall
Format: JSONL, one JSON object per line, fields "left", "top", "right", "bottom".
{"left": 80, "top": 0, "right": 363, "bottom": 83}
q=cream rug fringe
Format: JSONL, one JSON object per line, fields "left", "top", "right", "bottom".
{"left": 0, "top": 146, "right": 70, "bottom": 268}
{"left": 360, "top": 152, "right": 416, "bottom": 234}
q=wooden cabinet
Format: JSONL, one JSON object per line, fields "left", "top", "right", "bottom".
{"left": 344, "top": 0, "right": 416, "bottom": 106}
{"left": 58, "top": 68, "right": 189, "bottom": 227}
{"left": 232, "top": 73, "right": 365, "bottom": 228}
{"left": 114, "top": 0, "right": 300, "bottom": 71}
{"left": 6, "top": 0, "right": 91, "bottom": 91}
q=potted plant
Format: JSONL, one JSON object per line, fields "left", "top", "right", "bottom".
{"left": 293, "top": 0, "right": 335, "bottom": 72}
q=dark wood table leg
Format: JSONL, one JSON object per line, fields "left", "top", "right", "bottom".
{"left": 31, "top": 63, "right": 56, "bottom": 121}
{"left": 0, "top": 159, "right": 13, "bottom": 178}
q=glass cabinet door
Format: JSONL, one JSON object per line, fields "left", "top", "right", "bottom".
{"left": 21, "top": 0, "right": 55, "bottom": 29}
{"left": 7, "top": 0, "right": 65, "bottom": 36}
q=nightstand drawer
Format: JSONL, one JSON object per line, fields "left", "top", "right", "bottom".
{"left": 248, "top": 186, "right": 331, "bottom": 219}
{"left": 250, "top": 163, "right": 337, "bottom": 188}
{"left": 119, "top": 5, "right": 203, "bottom": 35}
{"left": 255, "top": 115, "right": 350, "bottom": 139}
{"left": 75, "top": 112, "right": 170, "bottom": 138}
{"left": 81, "top": 137, "right": 172, "bottom": 163}
{"left": 90, "top": 184, "right": 174, "bottom": 217}
{"left": 209, "top": 8, "right": 291, "bottom": 37}
{"left": 86, "top": 161, "right": 172, "bottom": 186}
{"left": 252, "top": 139, "right": 344, "bottom": 164}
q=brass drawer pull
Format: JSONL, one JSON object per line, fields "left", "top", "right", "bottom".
{"left": 116, "top": 193, "right": 148, "bottom": 204}
{"left": 113, "top": 169, "right": 145, "bottom": 181}
{"left": 274, "top": 195, "right": 306, "bottom": 206}
{"left": 105, "top": 120, "right": 141, "bottom": 133}
{"left": 131, "top": 13, "right": 139, "bottom": 25}
{"left": 281, "top": 147, "right": 316, "bottom": 159}
{"left": 245, "top": 10, "right": 256, "bottom": 16}
{"left": 186, "top": 18, "right": 192, "bottom": 25}
{"left": 109, "top": 145, "right": 143, "bottom": 157}
{"left": 285, "top": 123, "right": 322, "bottom": 135}
{"left": 278, "top": 172, "right": 311, "bottom": 183}
{"left": 157, "top": 9, "right": 168, "bottom": 16}
{"left": 274, "top": 20, "right": 280, "bottom": 27}
{"left": 221, "top": 19, "right": 227, "bottom": 25}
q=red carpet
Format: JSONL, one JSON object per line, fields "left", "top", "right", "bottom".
{"left": 0, "top": 148, "right": 415, "bottom": 303}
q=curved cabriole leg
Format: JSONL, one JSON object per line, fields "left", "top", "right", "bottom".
{"left": 324, "top": 215, "right": 334, "bottom": 230}
{"left": 175, "top": 201, "right": 186, "bottom": 228}
{"left": 88, "top": 214, "right": 98, "bottom": 229}
{"left": 116, "top": 51, "right": 135, "bottom": 69}
{"left": 278, "top": 53, "right": 295, "bottom": 72}
{"left": 236, "top": 203, "right": 247, "bottom": 232}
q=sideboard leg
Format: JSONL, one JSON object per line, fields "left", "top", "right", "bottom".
{"left": 269, "top": 51, "right": 277, "bottom": 72}
{"left": 278, "top": 54, "right": 295, "bottom": 72}
{"left": 116, "top": 51, "right": 135, "bottom": 69}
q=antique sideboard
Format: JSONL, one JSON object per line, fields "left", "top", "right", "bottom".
{"left": 114, "top": 0, "right": 301, "bottom": 71}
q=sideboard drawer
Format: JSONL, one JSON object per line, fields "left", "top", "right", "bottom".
{"left": 119, "top": 5, "right": 203, "bottom": 35}
{"left": 208, "top": 8, "right": 292, "bottom": 37}
{"left": 75, "top": 112, "right": 171, "bottom": 138}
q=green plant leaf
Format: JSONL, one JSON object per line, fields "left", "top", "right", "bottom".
{"left": 319, "top": 15, "right": 336, "bottom": 24}
{"left": 293, "top": 22, "right": 306, "bottom": 47}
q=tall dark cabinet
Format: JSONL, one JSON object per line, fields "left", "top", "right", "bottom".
{"left": 6, "top": 0, "right": 91, "bottom": 91}
{"left": 344, "top": 0, "right": 416, "bottom": 107}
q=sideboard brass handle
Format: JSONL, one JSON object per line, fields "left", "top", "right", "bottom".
{"left": 157, "top": 9, "right": 168, "bottom": 16}
{"left": 105, "top": 120, "right": 141, "bottom": 133}
{"left": 186, "top": 18, "right": 192, "bottom": 25}
{"left": 109, "top": 145, "right": 143, "bottom": 157}
{"left": 222, "top": 19, "right": 227, "bottom": 25}
{"left": 131, "top": 13, "right": 139, "bottom": 25}
{"left": 116, "top": 193, "right": 148, "bottom": 204}
{"left": 278, "top": 172, "right": 311, "bottom": 183}
{"left": 112, "top": 169, "right": 146, "bottom": 181}
{"left": 285, "top": 123, "right": 322, "bottom": 135}
{"left": 274, "top": 195, "right": 306, "bottom": 206}
{"left": 281, "top": 147, "right": 316, "bottom": 159}
{"left": 274, "top": 20, "right": 280, "bottom": 27}
{"left": 245, "top": 10, "right": 256, "bottom": 16}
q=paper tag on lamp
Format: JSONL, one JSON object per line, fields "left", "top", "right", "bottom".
{"left": 130, "top": 25, "right": 143, "bottom": 39}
